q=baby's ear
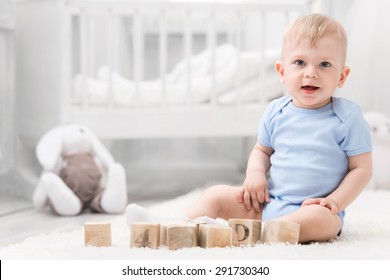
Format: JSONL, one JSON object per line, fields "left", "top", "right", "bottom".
{"left": 36, "top": 126, "right": 63, "bottom": 171}
{"left": 275, "top": 60, "right": 285, "bottom": 83}
{"left": 338, "top": 66, "right": 350, "bottom": 88}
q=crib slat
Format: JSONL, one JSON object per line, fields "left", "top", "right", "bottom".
{"left": 106, "top": 11, "right": 115, "bottom": 110}
{"left": 208, "top": 8, "right": 217, "bottom": 106}
{"left": 184, "top": 9, "right": 192, "bottom": 107}
{"left": 80, "top": 9, "right": 89, "bottom": 110}
{"left": 88, "top": 15, "right": 96, "bottom": 81}
{"left": 234, "top": 10, "right": 243, "bottom": 107}
{"left": 61, "top": 5, "right": 71, "bottom": 125}
{"left": 132, "top": 9, "right": 143, "bottom": 108}
{"left": 159, "top": 9, "right": 167, "bottom": 107}
{"left": 258, "top": 11, "right": 267, "bottom": 103}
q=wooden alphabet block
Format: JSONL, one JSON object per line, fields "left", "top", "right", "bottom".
{"left": 84, "top": 222, "right": 111, "bottom": 247}
{"left": 198, "top": 224, "right": 232, "bottom": 248}
{"left": 167, "top": 223, "right": 198, "bottom": 250}
{"left": 159, "top": 220, "right": 185, "bottom": 246}
{"left": 130, "top": 223, "right": 160, "bottom": 249}
{"left": 228, "top": 219, "right": 262, "bottom": 246}
{"left": 262, "top": 221, "right": 300, "bottom": 244}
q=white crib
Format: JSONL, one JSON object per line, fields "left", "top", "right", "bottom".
{"left": 15, "top": 0, "right": 315, "bottom": 140}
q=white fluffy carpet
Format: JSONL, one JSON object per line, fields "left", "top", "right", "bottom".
{"left": 1, "top": 189, "right": 390, "bottom": 260}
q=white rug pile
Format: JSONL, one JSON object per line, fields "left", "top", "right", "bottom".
{"left": 1, "top": 189, "right": 390, "bottom": 259}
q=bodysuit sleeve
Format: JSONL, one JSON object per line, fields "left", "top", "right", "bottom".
{"left": 257, "top": 106, "right": 272, "bottom": 148}
{"left": 257, "top": 96, "right": 291, "bottom": 148}
{"left": 340, "top": 107, "right": 372, "bottom": 156}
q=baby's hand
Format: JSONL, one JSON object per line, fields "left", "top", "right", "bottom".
{"left": 237, "top": 173, "right": 269, "bottom": 213}
{"left": 302, "top": 197, "right": 339, "bottom": 214}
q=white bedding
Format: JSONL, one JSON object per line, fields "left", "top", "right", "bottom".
{"left": 72, "top": 44, "right": 283, "bottom": 106}
{"left": 1, "top": 188, "right": 389, "bottom": 260}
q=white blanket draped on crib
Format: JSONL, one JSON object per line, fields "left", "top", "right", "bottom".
{"left": 73, "top": 44, "right": 283, "bottom": 107}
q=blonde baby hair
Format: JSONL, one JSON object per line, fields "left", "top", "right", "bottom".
{"left": 282, "top": 13, "right": 348, "bottom": 62}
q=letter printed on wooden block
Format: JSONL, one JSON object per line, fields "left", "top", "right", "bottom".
{"left": 167, "top": 223, "right": 198, "bottom": 250}
{"left": 198, "top": 224, "right": 232, "bottom": 248}
{"left": 130, "top": 223, "right": 160, "bottom": 249}
{"left": 84, "top": 221, "right": 111, "bottom": 247}
{"left": 228, "top": 219, "right": 262, "bottom": 246}
{"left": 262, "top": 221, "right": 300, "bottom": 244}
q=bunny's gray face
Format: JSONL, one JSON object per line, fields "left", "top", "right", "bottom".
{"left": 62, "top": 125, "right": 93, "bottom": 156}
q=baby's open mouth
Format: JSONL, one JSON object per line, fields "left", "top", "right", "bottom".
{"left": 302, "top": 85, "right": 319, "bottom": 90}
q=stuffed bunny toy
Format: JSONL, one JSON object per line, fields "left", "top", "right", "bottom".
{"left": 364, "top": 112, "right": 390, "bottom": 190}
{"left": 32, "top": 124, "right": 128, "bottom": 215}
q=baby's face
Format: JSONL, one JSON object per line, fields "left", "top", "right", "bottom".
{"left": 276, "top": 35, "right": 350, "bottom": 109}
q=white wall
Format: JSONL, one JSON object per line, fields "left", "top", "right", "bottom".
{"left": 0, "top": 33, "right": 14, "bottom": 170}
{"left": 337, "top": 0, "right": 390, "bottom": 116}
{"left": 0, "top": 0, "right": 15, "bottom": 181}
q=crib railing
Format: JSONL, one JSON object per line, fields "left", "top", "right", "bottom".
{"left": 61, "top": 0, "right": 314, "bottom": 138}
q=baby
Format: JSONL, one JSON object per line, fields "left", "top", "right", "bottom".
{"left": 127, "top": 13, "right": 372, "bottom": 243}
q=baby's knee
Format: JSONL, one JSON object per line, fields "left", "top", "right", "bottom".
{"left": 302, "top": 205, "right": 341, "bottom": 237}
{"left": 307, "top": 204, "right": 333, "bottom": 217}
{"left": 202, "top": 185, "right": 235, "bottom": 202}
{"left": 204, "top": 185, "right": 230, "bottom": 195}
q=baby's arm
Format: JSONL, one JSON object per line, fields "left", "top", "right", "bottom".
{"left": 302, "top": 152, "right": 372, "bottom": 213}
{"left": 237, "top": 143, "right": 273, "bottom": 212}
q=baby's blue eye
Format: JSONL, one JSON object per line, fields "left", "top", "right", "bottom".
{"left": 319, "top": 61, "right": 331, "bottom": 67}
{"left": 294, "top": 60, "right": 305, "bottom": 66}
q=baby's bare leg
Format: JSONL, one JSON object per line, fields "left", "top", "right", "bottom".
{"left": 276, "top": 204, "right": 342, "bottom": 243}
{"left": 185, "top": 185, "right": 341, "bottom": 243}
{"left": 185, "top": 185, "right": 261, "bottom": 221}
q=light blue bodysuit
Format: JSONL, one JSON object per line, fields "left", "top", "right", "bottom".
{"left": 258, "top": 96, "right": 372, "bottom": 222}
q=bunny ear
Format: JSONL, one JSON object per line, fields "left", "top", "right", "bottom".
{"left": 36, "top": 126, "right": 63, "bottom": 171}
{"left": 84, "top": 126, "right": 114, "bottom": 168}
